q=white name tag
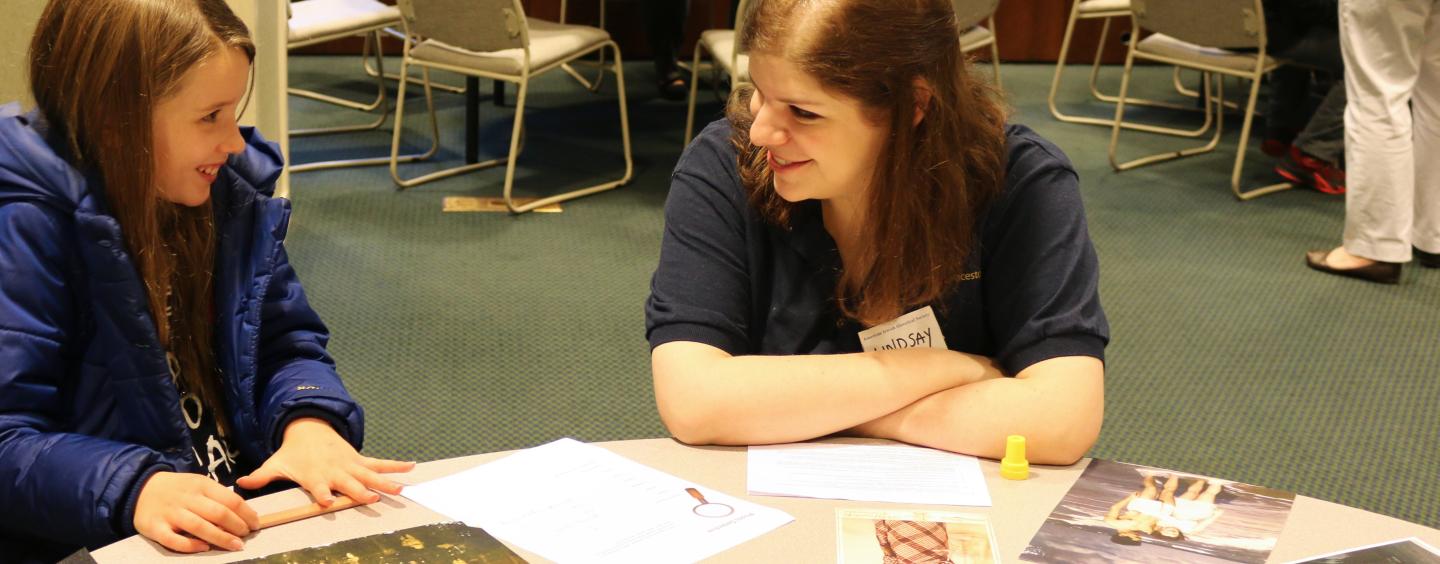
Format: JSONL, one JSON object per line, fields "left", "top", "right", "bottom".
{"left": 858, "top": 305, "right": 948, "bottom": 352}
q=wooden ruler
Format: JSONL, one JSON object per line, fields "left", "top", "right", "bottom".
{"left": 257, "top": 494, "right": 368, "bottom": 529}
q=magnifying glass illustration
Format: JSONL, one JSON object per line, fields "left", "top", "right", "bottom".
{"left": 686, "top": 487, "right": 734, "bottom": 518}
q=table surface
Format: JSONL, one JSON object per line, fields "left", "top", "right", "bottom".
{"left": 93, "top": 438, "right": 1440, "bottom": 563}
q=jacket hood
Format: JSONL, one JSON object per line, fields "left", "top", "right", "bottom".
{"left": 0, "top": 102, "right": 285, "bottom": 212}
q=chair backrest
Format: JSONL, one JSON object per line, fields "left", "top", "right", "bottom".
{"left": 1130, "top": 0, "right": 1266, "bottom": 50}
{"left": 397, "top": 0, "right": 529, "bottom": 52}
{"left": 951, "top": 0, "right": 1000, "bottom": 30}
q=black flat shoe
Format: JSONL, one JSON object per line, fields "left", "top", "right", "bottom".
{"left": 1305, "top": 250, "right": 1401, "bottom": 284}
{"left": 1416, "top": 247, "right": 1440, "bottom": 268}
{"left": 657, "top": 70, "right": 689, "bottom": 101}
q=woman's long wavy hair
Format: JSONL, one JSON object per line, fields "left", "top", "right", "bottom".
{"left": 29, "top": 0, "right": 254, "bottom": 433}
{"left": 728, "top": 0, "right": 1008, "bottom": 326}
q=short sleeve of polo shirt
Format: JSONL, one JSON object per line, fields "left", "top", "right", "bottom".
{"left": 981, "top": 126, "right": 1108, "bottom": 374}
{"left": 645, "top": 121, "right": 756, "bottom": 354}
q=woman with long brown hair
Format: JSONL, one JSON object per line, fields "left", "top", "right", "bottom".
{"left": 0, "top": 0, "right": 411, "bottom": 558}
{"left": 645, "top": 0, "right": 1109, "bottom": 464}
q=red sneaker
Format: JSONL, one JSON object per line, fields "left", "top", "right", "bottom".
{"left": 1311, "top": 162, "right": 1346, "bottom": 195}
{"left": 1275, "top": 147, "right": 1344, "bottom": 194}
{"left": 1274, "top": 147, "right": 1315, "bottom": 189}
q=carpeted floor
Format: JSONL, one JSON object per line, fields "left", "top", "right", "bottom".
{"left": 283, "top": 56, "right": 1438, "bottom": 529}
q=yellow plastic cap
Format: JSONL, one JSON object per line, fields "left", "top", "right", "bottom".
{"left": 1000, "top": 434, "right": 1029, "bottom": 480}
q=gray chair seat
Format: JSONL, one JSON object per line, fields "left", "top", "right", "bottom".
{"left": 410, "top": 20, "right": 610, "bottom": 76}
{"left": 1137, "top": 33, "right": 1279, "bottom": 73}
{"left": 289, "top": 0, "right": 399, "bottom": 45}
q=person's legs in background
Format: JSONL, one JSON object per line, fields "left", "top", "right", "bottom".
{"left": 1412, "top": 6, "right": 1440, "bottom": 267}
{"left": 645, "top": 0, "right": 691, "bottom": 100}
{"left": 1264, "top": 66, "right": 1313, "bottom": 155}
{"left": 1270, "top": 19, "right": 1349, "bottom": 194}
{"left": 1277, "top": 82, "right": 1348, "bottom": 193}
{"left": 1307, "top": 0, "right": 1433, "bottom": 281}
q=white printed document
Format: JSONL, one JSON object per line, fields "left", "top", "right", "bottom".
{"left": 403, "top": 438, "right": 793, "bottom": 563}
{"left": 747, "top": 440, "right": 992, "bottom": 506}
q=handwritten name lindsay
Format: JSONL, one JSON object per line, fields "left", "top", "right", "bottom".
{"left": 872, "top": 328, "right": 935, "bottom": 350}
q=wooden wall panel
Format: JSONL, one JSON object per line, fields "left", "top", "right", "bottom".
{"left": 294, "top": 0, "right": 1131, "bottom": 64}
{"left": 989, "top": 0, "right": 1133, "bottom": 63}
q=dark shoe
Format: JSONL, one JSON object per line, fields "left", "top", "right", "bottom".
{"left": 1305, "top": 250, "right": 1400, "bottom": 284}
{"left": 657, "top": 70, "right": 688, "bottom": 101}
{"left": 1416, "top": 247, "right": 1440, "bottom": 268}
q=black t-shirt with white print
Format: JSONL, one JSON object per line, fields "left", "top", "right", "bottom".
{"left": 167, "top": 352, "right": 242, "bottom": 486}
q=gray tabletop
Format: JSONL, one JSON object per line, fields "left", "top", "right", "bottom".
{"left": 92, "top": 438, "right": 1440, "bottom": 563}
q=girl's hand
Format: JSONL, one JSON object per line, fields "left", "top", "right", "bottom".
{"left": 235, "top": 417, "right": 415, "bottom": 506}
{"left": 133, "top": 471, "right": 259, "bottom": 553}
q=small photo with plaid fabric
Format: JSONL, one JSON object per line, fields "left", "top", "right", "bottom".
{"left": 836, "top": 508, "right": 998, "bottom": 564}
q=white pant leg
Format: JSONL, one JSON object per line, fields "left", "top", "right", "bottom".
{"left": 1340, "top": 0, "right": 1431, "bottom": 262}
{"left": 1412, "top": 3, "right": 1440, "bottom": 255}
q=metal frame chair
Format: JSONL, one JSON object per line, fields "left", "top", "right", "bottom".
{"left": 1048, "top": 0, "right": 1221, "bottom": 137}
{"left": 287, "top": 0, "right": 437, "bottom": 172}
{"left": 683, "top": 0, "right": 752, "bottom": 143}
{"left": 953, "top": 0, "right": 1004, "bottom": 89}
{"left": 1107, "top": 0, "right": 1290, "bottom": 200}
{"left": 389, "top": 0, "right": 633, "bottom": 214}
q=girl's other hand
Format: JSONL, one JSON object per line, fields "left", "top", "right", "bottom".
{"left": 133, "top": 471, "right": 259, "bottom": 553}
{"left": 235, "top": 417, "right": 415, "bottom": 507}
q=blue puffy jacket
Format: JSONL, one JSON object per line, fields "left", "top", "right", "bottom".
{"left": 0, "top": 104, "right": 365, "bottom": 561}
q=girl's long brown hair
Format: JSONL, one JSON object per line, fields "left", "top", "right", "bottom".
{"left": 728, "top": 0, "right": 1008, "bottom": 326}
{"left": 29, "top": 0, "right": 254, "bottom": 433}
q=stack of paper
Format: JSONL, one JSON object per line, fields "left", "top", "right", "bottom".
{"left": 403, "top": 438, "right": 793, "bottom": 563}
{"left": 747, "top": 441, "right": 992, "bottom": 506}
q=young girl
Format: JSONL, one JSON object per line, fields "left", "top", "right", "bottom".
{"left": 645, "top": 0, "right": 1109, "bottom": 464}
{"left": 0, "top": 0, "right": 412, "bottom": 559}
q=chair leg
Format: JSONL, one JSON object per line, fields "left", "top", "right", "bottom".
{"left": 290, "top": 35, "right": 440, "bottom": 172}
{"left": 1050, "top": 14, "right": 1213, "bottom": 136}
{"left": 1113, "top": 72, "right": 1226, "bottom": 171}
{"left": 1107, "top": 47, "right": 1139, "bottom": 170}
{"left": 560, "top": 61, "right": 605, "bottom": 92}
{"left": 289, "top": 31, "right": 385, "bottom": 112}
{"left": 1233, "top": 75, "right": 1293, "bottom": 200}
{"left": 1084, "top": 17, "right": 1114, "bottom": 103}
{"left": 391, "top": 63, "right": 497, "bottom": 188}
{"left": 558, "top": 1, "right": 608, "bottom": 93}
{"left": 1048, "top": 2, "right": 1087, "bottom": 123}
{"left": 1173, "top": 67, "right": 1200, "bottom": 97}
{"left": 507, "top": 42, "right": 633, "bottom": 213}
{"left": 683, "top": 42, "right": 706, "bottom": 144}
{"left": 1170, "top": 67, "right": 1244, "bottom": 112}
{"left": 289, "top": 31, "right": 389, "bottom": 137}
{"left": 987, "top": 16, "right": 1002, "bottom": 91}
{"left": 291, "top": 80, "right": 438, "bottom": 175}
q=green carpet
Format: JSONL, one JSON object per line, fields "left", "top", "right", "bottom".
{"left": 284, "top": 56, "right": 1438, "bottom": 529}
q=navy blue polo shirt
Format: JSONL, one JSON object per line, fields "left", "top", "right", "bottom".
{"left": 645, "top": 119, "right": 1109, "bottom": 375}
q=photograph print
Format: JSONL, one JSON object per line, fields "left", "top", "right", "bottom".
{"left": 1021, "top": 459, "right": 1295, "bottom": 564}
